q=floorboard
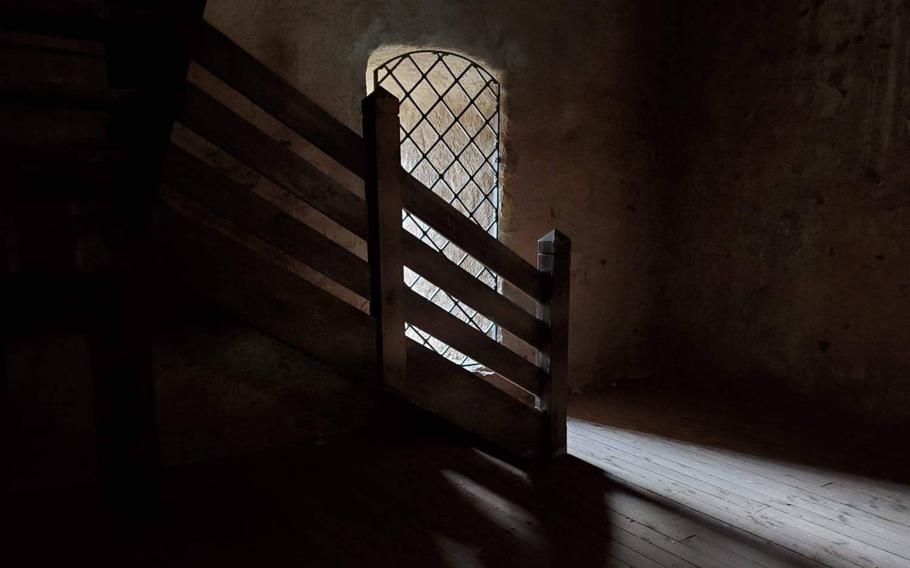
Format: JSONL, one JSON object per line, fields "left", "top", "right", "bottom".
{"left": 569, "top": 386, "right": 910, "bottom": 568}
{"left": 8, "top": 385, "right": 909, "bottom": 567}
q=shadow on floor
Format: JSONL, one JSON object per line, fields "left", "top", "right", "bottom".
{"left": 8, "top": 421, "right": 617, "bottom": 567}
{"left": 15, "top": 388, "right": 894, "bottom": 567}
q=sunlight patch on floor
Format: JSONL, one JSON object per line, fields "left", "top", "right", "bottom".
{"left": 565, "top": 417, "right": 910, "bottom": 568}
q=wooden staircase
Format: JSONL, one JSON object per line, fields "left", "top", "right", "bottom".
{"left": 2, "top": 2, "right": 572, "bottom": 468}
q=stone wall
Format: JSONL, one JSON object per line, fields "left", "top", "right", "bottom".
{"left": 658, "top": 0, "right": 910, "bottom": 425}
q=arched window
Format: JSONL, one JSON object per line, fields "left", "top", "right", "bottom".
{"left": 373, "top": 51, "right": 501, "bottom": 368}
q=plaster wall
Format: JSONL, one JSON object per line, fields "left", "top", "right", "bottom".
{"left": 659, "top": 0, "right": 910, "bottom": 424}
{"left": 202, "top": 0, "right": 666, "bottom": 389}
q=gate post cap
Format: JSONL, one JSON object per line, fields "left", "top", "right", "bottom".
{"left": 538, "top": 229, "right": 571, "bottom": 254}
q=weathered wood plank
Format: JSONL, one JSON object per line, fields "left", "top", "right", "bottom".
{"left": 401, "top": 342, "right": 545, "bottom": 458}
{"left": 537, "top": 229, "right": 570, "bottom": 456}
{"left": 570, "top": 426, "right": 768, "bottom": 514}
{"left": 402, "top": 173, "right": 550, "bottom": 302}
{"left": 579, "top": 421, "right": 910, "bottom": 554}
{"left": 403, "top": 289, "right": 546, "bottom": 397}
{"left": 177, "top": 83, "right": 369, "bottom": 238}
{"left": 161, "top": 144, "right": 370, "bottom": 298}
{"left": 363, "top": 88, "right": 406, "bottom": 388}
{"left": 569, "top": 434, "right": 867, "bottom": 568}
{"left": 402, "top": 233, "right": 549, "bottom": 351}
{"left": 191, "top": 20, "right": 364, "bottom": 175}
{"left": 444, "top": 436, "right": 806, "bottom": 568}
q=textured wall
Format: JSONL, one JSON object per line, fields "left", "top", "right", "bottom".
{"left": 203, "top": 0, "right": 665, "bottom": 389}
{"left": 659, "top": 0, "right": 910, "bottom": 424}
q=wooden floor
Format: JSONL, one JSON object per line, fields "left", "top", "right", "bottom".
{"left": 569, "top": 387, "right": 910, "bottom": 568}
{"left": 9, "top": 386, "right": 910, "bottom": 567}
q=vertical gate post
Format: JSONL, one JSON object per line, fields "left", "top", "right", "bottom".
{"left": 363, "top": 88, "right": 407, "bottom": 388}
{"left": 537, "top": 229, "right": 571, "bottom": 456}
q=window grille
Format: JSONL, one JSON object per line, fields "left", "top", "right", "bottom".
{"left": 373, "top": 51, "right": 501, "bottom": 368}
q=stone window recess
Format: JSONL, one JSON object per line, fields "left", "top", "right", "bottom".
{"left": 373, "top": 51, "right": 501, "bottom": 369}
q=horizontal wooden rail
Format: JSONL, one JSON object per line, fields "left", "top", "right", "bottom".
{"left": 401, "top": 174, "right": 550, "bottom": 302}
{"left": 192, "top": 20, "right": 364, "bottom": 175}
{"left": 189, "top": 23, "right": 548, "bottom": 302}
{"left": 161, "top": 145, "right": 370, "bottom": 298}
{"left": 178, "top": 83, "right": 368, "bottom": 238}
{"left": 403, "top": 289, "right": 545, "bottom": 396}
{"left": 402, "top": 234, "right": 548, "bottom": 350}
{"left": 177, "top": 83, "right": 547, "bottom": 349}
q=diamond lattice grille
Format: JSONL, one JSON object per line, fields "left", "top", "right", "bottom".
{"left": 374, "top": 51, "right": 501, "bottom": 368}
